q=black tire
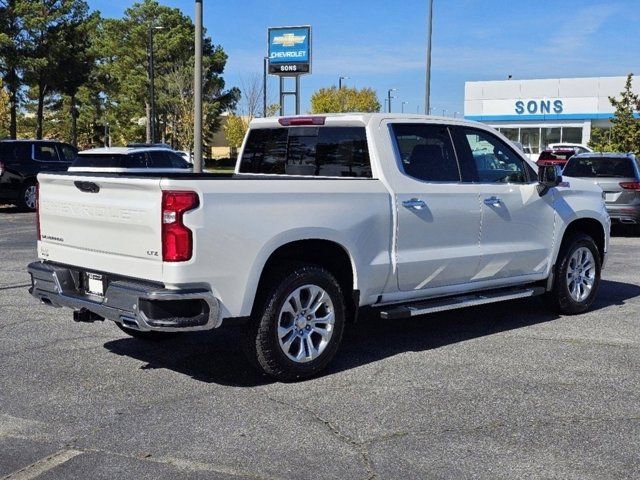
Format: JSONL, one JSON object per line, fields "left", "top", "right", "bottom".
{"left": 115, "top": 322, "right": 179, "bottom": 340}
{"left": 548, "top": 233, "right": 601, "bottom": 314}
{"left": 19, "top": 181, "right": 37, "bottom": 212}
{"left": 243, "top": 264, "right": 346, "bottom": 381}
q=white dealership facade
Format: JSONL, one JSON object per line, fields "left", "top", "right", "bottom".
{"left": 464, "top": 76, "right": 639, "bottom": 154}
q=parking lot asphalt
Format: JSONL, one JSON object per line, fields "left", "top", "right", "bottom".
{"left": 1, "top": 206, "right": 639, "bottom": 479}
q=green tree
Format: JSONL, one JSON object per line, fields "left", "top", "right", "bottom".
{"left": 310, "top": 86, "right": 380, "bottom": 113}
{"left": 0, "top": 77, "right": 9, "bottom": 136}
{"left": 54, "top": 10, "right": 97, "bottom": 146}
{"left": 95, "top": 0, "right": 239, "bottom": 147}
{"left": 19, "top": 0, "right": 92, "bottom": 139}
{"left": 589, "top": 73, "right": 640, "bottom": 154}
{"left": 223, "top": 114, "right": 248, "bottom": 151}
{"left": 0, "top": 0, "right": 27, "bottom": 138}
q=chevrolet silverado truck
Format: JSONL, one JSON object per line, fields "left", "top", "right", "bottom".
{"left": 28, "top": 114, "right": 610, "bottom": 380}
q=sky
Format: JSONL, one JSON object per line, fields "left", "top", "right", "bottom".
{"left": 89, "top": 0, "right": 640, "bottom": 116}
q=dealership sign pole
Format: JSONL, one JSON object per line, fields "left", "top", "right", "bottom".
{"left": 268, "top": 26, "right": 312, "bottom": 115}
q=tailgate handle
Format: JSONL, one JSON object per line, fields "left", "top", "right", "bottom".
{"left": 74, "top": 181, "right": 100, "bottom": 193}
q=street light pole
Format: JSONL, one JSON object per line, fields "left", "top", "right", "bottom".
{"left": 387, "top": 88, "right": 396, "bottom": 113}
{"left": 148, "top": 28, "right": 155, "bottom": 144}
{"left": 401, "top": 101, "right": 408, "bottom": 113}
{"left": 425, "top": 0, "right": 434, "bottom": 115}
{"left": 263, "top": 57, "right": 268, "bottom": 117}
{"left": 193, "top": 0, "right": 203, "bottom": 173}
{"left": 148, "top": 25, "right": 164, "bottom": 144}
{"left": 339, "top": 76, "right": 349, "bottom": 89}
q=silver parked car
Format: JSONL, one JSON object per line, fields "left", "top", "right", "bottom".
{"left": 563, "top": 152, "right": 640, "bottom": 228}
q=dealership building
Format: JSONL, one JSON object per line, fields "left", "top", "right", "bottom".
{"left": 464, "top": 76, "right": 639, "bottom": 154}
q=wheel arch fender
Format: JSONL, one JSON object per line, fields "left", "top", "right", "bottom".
{"left": 553, "top": 215, "right": 608, "bottom": 268}
{"left": 239, "top": 228, "right": 359, "bottom": 317}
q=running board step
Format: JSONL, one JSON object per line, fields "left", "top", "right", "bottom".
{"left": 379, "top": 286, "right": 545, "bottom": 320}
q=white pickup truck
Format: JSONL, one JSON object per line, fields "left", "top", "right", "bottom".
{"left": 28, "top": 114, "right": 610, "bottom": 380}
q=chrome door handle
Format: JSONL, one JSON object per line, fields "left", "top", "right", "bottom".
{"left": 483, "top": 196, "right": 501, "bottom": 206}
{"left": 402, "top": 198, "right": 427, "bottom": 210}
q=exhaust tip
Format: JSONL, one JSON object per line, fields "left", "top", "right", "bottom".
{"left": 119, "top": 315, "right": 141, "bottom": 330}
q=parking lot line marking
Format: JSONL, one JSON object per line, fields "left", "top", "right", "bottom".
{"left": 1, "top": 449, "right": 83, "bottom": 480}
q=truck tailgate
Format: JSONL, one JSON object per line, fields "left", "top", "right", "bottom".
{"left": 37, "top": 173, "right": 164, "bottom": 282}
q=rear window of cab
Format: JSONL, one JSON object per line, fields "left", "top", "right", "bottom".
{"left": 239, "top": 126, "right": 371, "bottom": 177}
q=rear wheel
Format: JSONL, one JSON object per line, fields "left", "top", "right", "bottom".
{"left": 20, "top": 182, "right": 37, "bottom": 211}
{"left": 243, "top": 264, "right": 346, "bottom": 381}
{"left": 115, "top": 322, "right": 179, "bottom": 340}
{"left": 548, "top": 233, "right": 601, "bottom": 314}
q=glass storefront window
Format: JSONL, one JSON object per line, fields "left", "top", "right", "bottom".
{"left": 562, "top": 127, "right": 582, "bottom": 144}
{"left": 499, "top": 128, "right": 519, "bottom": 142}
{"left": 520, "top": 128, "right": 540, "bottom": 154}
{"left": 541, "top": 127, "right": 561, "bottom": 149}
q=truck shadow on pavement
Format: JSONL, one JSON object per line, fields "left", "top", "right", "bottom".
{"left": 103, "top": 279, "right": 640, "bottom": 387}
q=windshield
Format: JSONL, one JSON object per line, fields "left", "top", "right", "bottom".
{"left": 563, "top": 157, "right": 636, "bottom": 178}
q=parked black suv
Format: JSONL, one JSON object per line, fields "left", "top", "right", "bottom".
{"left": 0, "top": 140, "right": 77, "bottom": 211}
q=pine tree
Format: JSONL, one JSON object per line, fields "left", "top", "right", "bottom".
{"left": 589, "top": 74, "right": 640, "bottom": 154}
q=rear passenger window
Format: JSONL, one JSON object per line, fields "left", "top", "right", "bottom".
{"left": 124, "top": 152, "right": 148, "bottom": 168}
{"left": 167, "top": 152, "right": 191, "bottom": 169}
{"left": 34, "top": 144, "right": 59, "bottom": 162}
{"left": 59, "top": 145, "right": 77, "bottom": 162}
{"left": 146, "top": 151, "right": 172, "bottom": 168}
{"left": 391, "top": 124, "right": 460, "bottom": 182}
{"left": 239, "top": 127, "right": 371, "bottom": 177}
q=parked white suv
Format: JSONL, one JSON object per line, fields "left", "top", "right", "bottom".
{"left": 29, "top": 114, "right": 610, "bottom": 380}
{"left": 69, "top": 147, "right": 192, "bottom": 173}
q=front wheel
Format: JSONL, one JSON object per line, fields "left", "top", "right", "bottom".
{"left": 548, "top": 233, "right": 601, "bottom": 314}
{"left": 243, "top": 264, "right": 346, "bottom": 381}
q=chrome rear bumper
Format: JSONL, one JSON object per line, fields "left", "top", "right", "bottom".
{"left": 27, "top": 261, "right": 221, "bottom": 332}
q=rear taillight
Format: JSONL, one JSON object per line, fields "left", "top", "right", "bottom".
{"left": 162, "top": 191, "right": 199, "bottom": 262}
{"left": 619, "top": 182, "right": 640, "bottom": 191}
{"left": 36, "top": 182, "right": 41, "bottom": 240}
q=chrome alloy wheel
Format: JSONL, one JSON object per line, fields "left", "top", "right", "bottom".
{"left": 24, "top": 185, "right": 37, "bottom": 210}
{"left": 566, "top": 247, "right": 596, "bottom": 303}
{"left": 277, "top": 284, "right": 335, "bottom": 363}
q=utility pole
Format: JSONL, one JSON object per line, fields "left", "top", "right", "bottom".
{"left": 193, "top": 0, "right": 203, "bottom": 173}
{"left": 425, "top": 0, "right": 434, "bottom": 115}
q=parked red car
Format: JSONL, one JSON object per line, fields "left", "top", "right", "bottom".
{"left": 537, "top": 148, "right": 577, "bottom": 167}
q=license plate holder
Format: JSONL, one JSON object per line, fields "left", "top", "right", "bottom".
{"left": 84, "top": 272, "right": 105, "bottom": 297}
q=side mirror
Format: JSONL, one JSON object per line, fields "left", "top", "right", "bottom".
{"left": 537, "top": 164, "right": 563, "bottom": 196}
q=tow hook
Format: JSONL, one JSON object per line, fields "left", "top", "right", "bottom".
{"left": 73, "top": 308, "right": 104, "bottom": 323}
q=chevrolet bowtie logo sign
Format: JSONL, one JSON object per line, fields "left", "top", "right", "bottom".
{"left": 273, "top": 33, "right": 306, "bottom": 47}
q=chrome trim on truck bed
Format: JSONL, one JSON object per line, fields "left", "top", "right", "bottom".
{"left": 27, "top": 261, "right": 221, "bottom": 332}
